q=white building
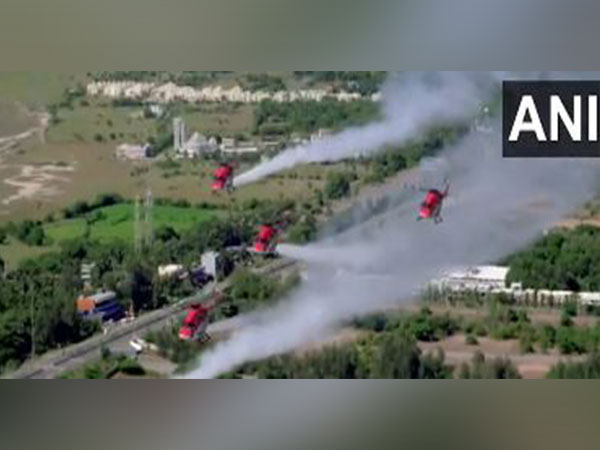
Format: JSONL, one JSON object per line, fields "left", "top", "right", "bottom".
{"left": 201, "top": 251, "right": 221, "bottom": 281}
{"left": 116, "top": 143, "right": 152, "bottom": 160}
{"left": 180, "top": 132, "right": 218, "bottom": 157}
{"left": 430, "top": 264, "right": 600, "bottom": 306}
{"left": 87, "top": 81, "right": 376, "bottom": 105}
{"left": 221, "top": 144, "right": 259, "bottom": 154}
{"left": 221, "top": 137, "right": 236, "bottom": 149}
{"left": 434, "top": 265, "right": 510, "bottom": 293}
{"left": 148, "top": 104, "right": 165, "bottom": 118}
{"left": 310, "top": 128, "right": 333, "bottom": 142}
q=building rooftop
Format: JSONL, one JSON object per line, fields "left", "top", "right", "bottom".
{"left": 443, "top": 265, "right": 509, "bottom": 282}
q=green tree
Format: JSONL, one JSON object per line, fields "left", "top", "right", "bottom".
{"left": 324, "top": 172, "right": 353, "bottom": 200}
{"left": 547, "top": 354, "right": 600, "bottom": 378}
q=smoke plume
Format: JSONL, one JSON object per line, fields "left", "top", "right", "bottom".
{"left": 186, "top": 122, "right": 600, "bottom": 379}
{"left": 233, "top": 72, "right": 499, "bottom": 187}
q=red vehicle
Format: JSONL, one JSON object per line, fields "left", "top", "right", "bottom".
{"left": 417, "top": 181, "right": 449, "bottom": 224}
{"left": 211, "top": 163, "right": 234, "bottom": 193}
{"left": 178, "top": 304, "right": 210, "bottom": 341}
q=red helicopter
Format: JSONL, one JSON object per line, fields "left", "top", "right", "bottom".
{"left": 417, "top": 180, "right": 450, "bottom": 224}
{"left": 178, "top": 291, "right": 223, "bottom": 342}
{"left": 178, "top": 304, "right": 210, "bottom": 342}
{"left": 211, "top": 162, "right": 235, "bottom": 193}
{"left": 251, "top": 223, "right": 280, "bottom": 255}
{"left": 248, "top": 215, "right": 292, "bottom": 255}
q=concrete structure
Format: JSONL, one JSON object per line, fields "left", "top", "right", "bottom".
{"left": 221, "top": 137, "right": 236, "bottom": 149}
{"left": 158, "top": 264, "right": 185, "bottom": 279}
{"left": 310, "top": 128, "right": 333, "bottom": 142}
{"left": 116, "top": 143, "right": 152, "bottom": 160}
{"left": 434, "top": 265, "right": 511, "bottom": 293}
{"left": 221, "top": 144, "right": 259, "bottom": 154}
{"left": 430, "top": 265, "right": 600, "bottom": 306}
{"left": 172, "top": 117, "right": 218, "bottom": 158}
{"left": 80, "top": 262, "right": 96, "bottom": 289}
{"left": 148, "top": 104, "right": 165, "bottom": 118}
{"left": 181, "top": 132, "right": 218, "bottom": 157}
{"left": 201, "top": 251, "right": 221, "bottom": 281}
{"left": 173, "top": 117, "right": 186, "bottom": 152}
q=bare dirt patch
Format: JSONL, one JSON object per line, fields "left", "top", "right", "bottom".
{"left": 1, "top": 163, "right": 74, "bottom": 206}
{"left": 418, "top": 334, "right": 584, "bottom": 379}
{"left": 0, "top": 102, "right": 39, "bottom": 137}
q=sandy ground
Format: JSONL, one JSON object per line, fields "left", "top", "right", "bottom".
{"left": 557, "top": 218, "right": 600, "bottom": 229}
{"left": 0, "top": 109, "right": 52, "bottom": 213}
{"left": 0, "top": 107, "right": 47, "bottom": 153}
{"left": 1, "top": 163, "right": 74, "bottom": 206}
{"left": 418, "top": 334, "right": 584, "bottom": 379}
{"left": 290, "top": 303, "right": 596, "bottom": 379}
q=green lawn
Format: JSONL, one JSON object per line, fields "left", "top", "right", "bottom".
{"left": 1, "top": 203, "right": 220, "bottom": 270}
{"left": 45, "top": 203, "right": 221, "bottom": 244}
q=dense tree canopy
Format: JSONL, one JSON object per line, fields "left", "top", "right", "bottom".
{"left": 507, "top": 226, "right": 600, "bottom": 291}
{"left": 253, "top": 99, "right": 379, "bottom": 136}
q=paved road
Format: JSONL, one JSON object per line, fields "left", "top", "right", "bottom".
{"left": 7, "top": 257, "right": 298, "bottom": 379}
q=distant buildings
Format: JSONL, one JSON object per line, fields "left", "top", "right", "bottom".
{"left": 221, "top": 143, "right": 259, "bottom": 154}
{"left": 148, "top": 104, "right": 165, "bottom": 118}
{"left": 430, "top": 265, "right": 600, "bottom": 306}
{"left": 80, "top": 262, "right": 96, "bottom": 289}
{"left": 310, "top": 128, "right": 333, "bottom": 142}
{"left": 183, "top": 132, "right": 218, "bottom": 157}
{"left": 87, "top": 81, "right": 378, "bottom": 104}
{"left": 172, "top": 117, "right": 219, "bottom": 158}
{"left": 433, "top": 266, "right": 512, "bottom": 293}
{"left": 173, "top": 117, "right": 265, "bottom": 158}
{"left": 76, "top": 290, "right": 126, "bottom": 323}
{"left": 157, "top": 251, "right": 221, "bottom": 284}
{"left": 116, "top": 143, "right": 152, "bottom": 160}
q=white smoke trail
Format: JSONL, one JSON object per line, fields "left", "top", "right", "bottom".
{"left": 233, "top": 72, "right": 499, "bottom": 187}
{"left": 186, "top": 123, "right": 600, "bottom": 379}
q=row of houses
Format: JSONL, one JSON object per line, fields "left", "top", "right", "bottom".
{"left": 431, "top": 265, "right": 600, "bottom": 306}
{"left": 87, "top": 81, "right": 380, "bottom": 104}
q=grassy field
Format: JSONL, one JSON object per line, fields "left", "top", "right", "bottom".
{"left": 0, "top": 203, "right": 221, "bottom": 270}
{"left": 48, "top": 103, "right": 158, "bottom": 144}
{"left": 0, "top": 72, "right": 372, "bottom": 268}
{"left": 177, "top": 103, "right": 255, "bottom": 137}
{"left": 0, "top": 135, "right": 350, "bottom": 224}
{"left": 45, "top": 203, "right": 221, "bottom": 243}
